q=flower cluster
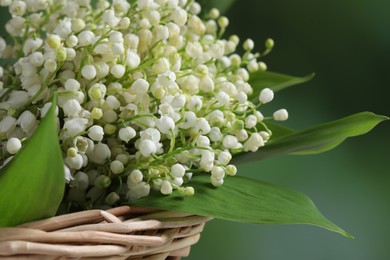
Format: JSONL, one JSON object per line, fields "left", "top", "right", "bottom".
{"left": 0, "top": 0, "right": 288, "bottom": 210}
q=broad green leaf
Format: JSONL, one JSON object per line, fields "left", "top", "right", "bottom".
{"left": 131, "top": 174, "right": 352, "bottom": 238}
{"left": 266, "top": 123, "right": 295, "bottom": 139}
{"left": 249, "top": 71, "right": 314, "bottom": 102}
{"left": 0, "top": 97, "right": 65, "bottom": 227}
{"left": 234, "top": 112, "right": 388, "bottom": 163}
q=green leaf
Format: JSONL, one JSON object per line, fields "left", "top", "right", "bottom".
{"left": 234, "top": 112, "right": 388, "bottom": 163}
{"left": 131, "top": 174, "right": 352, "bottom": 238}
{"left": 0, "top": 97, "right": 65, "bottom": 227}
{"left": 266, "top": 123, "right": 295, "bottom": 139}
{"left": 249, "top": 71, "right": 314, "bottom": 102}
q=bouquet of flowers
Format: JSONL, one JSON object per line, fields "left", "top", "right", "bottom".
{"left": 0, "top": 0, "right": 387, "bottom": 258}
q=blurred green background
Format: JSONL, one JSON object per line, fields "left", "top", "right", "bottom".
{"left": 1, "top": 0, "right": 389, "bottom": 259}
{"left": 190, "top": 0, "right": 390, "bottom": 259}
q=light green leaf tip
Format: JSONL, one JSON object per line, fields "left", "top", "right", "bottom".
{"left": 0, "top": 96, "right": 65, "bottom": 227}
{"left": 130, "top": 175, "right": 353, "bottom": 238}
{"left": 234, "top": 112, "right": 388, "bottom": 163}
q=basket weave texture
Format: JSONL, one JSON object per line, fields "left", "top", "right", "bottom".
{"left": 0, "top": 206, "right": 212, "bottom": 259}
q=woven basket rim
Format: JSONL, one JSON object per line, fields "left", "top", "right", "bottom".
{"left": 0, "top": 206, "right": 212, "bottom": 259}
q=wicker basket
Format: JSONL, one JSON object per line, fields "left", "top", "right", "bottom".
{"left": 0, "top": 206, "right": 212, "bottom": 259}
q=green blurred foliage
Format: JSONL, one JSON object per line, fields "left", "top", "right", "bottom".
{"left": 189, "top": 0, "right": 390, "bottom": 259}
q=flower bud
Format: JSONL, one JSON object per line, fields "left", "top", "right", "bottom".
{"left": 128, "top": 170, "right": 143, "bottom": 184}
{"left": 44, "top": 59, "right": 57, "bottom": 72}
{"left": 105, "top": 192, "right": 120, "bottom": 205}
{"left": 218, "top": 16, "right": 229, "bottom": 28}
{"left": 81, "top": 64, "right": 97, "bottom": 80}
{"left": 67, "top": 147, "right": 78, "bottom": 157}
{"left": 211, "top": 166, "right": 225, "bottom": 180}
{"left": 265, "top": 38, "right": 275, "bottom": 49}
{"left": 110, "top": 160, "right": 124, "bottom": 174}
{"left": 47, "top": 34, "right": 61, "bottom": 49}
{"left": 226, "top": 165, "right": 237, "bottom": 176}
{"left": 243, "top": 38, "right": 254, "bottom": 51}
{"left": 259, "top": 88, "right": 274, "bottom": 104}
{"left": 160, "top": 180, "right": 173, "bottom": 195}
{"left": 72, "top": 171, "right": 89, "bottom": 190}
{"left": 77, "top": 30, "right": 95, "bottom": 46}
{"left": 66, "top": 35, "right": 78, "bottom": 47}
{"left": 110, "top": 64, "right": 125, "bottom": 78}
{"left": 273, "top": 109, "right": 289, "bottom": 121}
{"left": 6, "top": 137, "right": 21, "bottom": 154}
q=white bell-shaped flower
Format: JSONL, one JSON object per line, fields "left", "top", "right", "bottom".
{"left": 128, "top": 169, "right": 143, "bottom": 185}
{"left": 187, "top": 95, "right": 202, "bottom": 111}
{"left": 139, "top": 139, "right": 157, "bottom": 157}
{"left": 63, "top": 118, "right": 88, "bottom": 139}
{"left": 77, "top": 30, "right": 95, "bottom": 46}
{"left": 217, "top": 151, "right": 232, "bottom": 166}
{"left": 64, "top": 79, "right": 80, "bottom": 91}
{"left": 243, "top": 133, "right": 264, "bottom": 152}
{"left": 195, "top": 117, "right": 211, "bottom": 134}
{"left": 209, "top": 127, "right": 222, "bottom": 142}
{"left": 179, "top": 111, "right": 196, "bottom": 129}
{"left": 140, "top": 128, "right": 161, "bottom": 144}
{"left": 131, "top": 78, "right": 149, "bottom": 95}
{"left": 222, "top": 135, "right": 238, "bottom": 149}
{"left": 88, "top": 125, "right": 104, "bottom": 141}
{"left": 156, "top": 115, "right": 175, "bottom": 134}
{"left": 110, "top": 160, "right": 124, "bottom": 174}
{"left": 65, "top": 154, "right": 84, "bottom": 170}
{"left": 211, "top": 175, "right": 224, "bottom": 187}
{"left": 0, "top": 116, "right": 16, "bottom": 133}
{"left": 170, "top": 8, "right": 188, "bottom": 26}
{"left": 245, "top": 115, "right": 257, "bottom": 128}
{"left": 23, "top": 38, "right": 43, "bottom": 55}
{"left": 211, "top": 166, "right": 225, "bottom": 180}
{"left": 63, "top": 99, "right": 82, "bottom": 117}
{"left": 160, "top": 180, "right": 173, "bottom": 195}
{"left": 171, "top": 163, "right": 185, "bottom": 178}
{"left": 118, "top": 126, "right": 136, "bottom": 142}
{"left": 110, "top": 64, "right": 125, "bottom": 78}
{"left": 127, "top": 182, "right": 150, "bottom": 201}
{"left": 125, "top": 50, "right": 141, "bottom": 69}
{"left": 88, "top": 142, "right": 111, "bottom": 164}
{"left": 196, "top": 135, "right": 210, "bottom": 147}
{"left": 17, "top": 110, "right": 37, "bottom": 133}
